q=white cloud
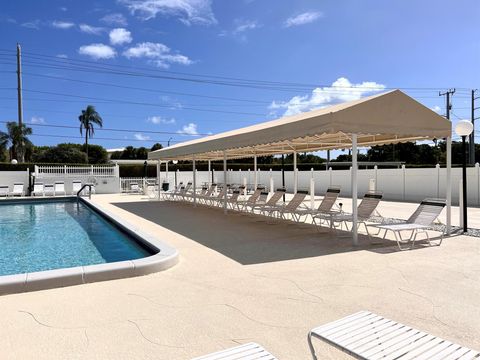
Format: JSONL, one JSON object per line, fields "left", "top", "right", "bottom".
{"left": 284, "top": 11, "right": 323, "bottom": 27}
{"left": 52, "top": 20, "right": 75, "bottom": 29}
{"left": 147, "top": 116, "right": 176, "bottom": 124}
{"left": 123, "top": 42, "right": 192, "bottom": 68}
{"left": 233, "top": 19, "right": 260, "bottom": 34}
{"left": 79, "top": 24, "right": 105, "bottom": 35}
{"left": 109, "top": 28, "right": 133, "bottom": 45}
{"left": 178, "top": 123, "right": 198, "bottom": 135}
{"left": 30, "top": 116, "right": 45, "bottom": 124}
{"left": 21, "top": 20, "right": 41, "bottom": 29}
{"left": 60, "top": 7, "right": 68, "bottom": 12}
{"left": 134, "top": 133, "right": 151, "bottom": 140}
{"left": 78, "top": 43, "right": 117, "bottom": 59}
{"left": 119, "top": 0, "right": 216, "bottom": 25}
{"left": 431, "top": 105, "right": 442, "bottom": 113}
{"left": 270, "top": 77, "right": 386, "bottom": 116}
{"left": 100, "top": 13, "right": 128, "bottom": 26}
{"left": 56, "top": 54, "right": 68, "bottom": 58}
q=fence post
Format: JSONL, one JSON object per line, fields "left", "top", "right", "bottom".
{"left": 90, "top": 165, "right": 94, "bottom": 176}
{"left": 436, "top": 163, "right": 440, "bottom": 198}
{"left": 269, "top": 169, "right": 273, "bottom": 193}
{"left": 476, "top": 162, "right": 479, "bottom": 206}
{"left": 329, "top": 167, "right": 333, "bottom": 185}
{"left": 243, "top": 176, "right": 247, "bottom": 196}
{"left": 374, "top": 165, "right": 378, "bottom": 189}
{"left": 459, "top": 179, "right": 463, "bottom": 225}
{"left": 310, "top": 168, "right": 315, "bottom": 210}
{"left": 402, "top": 164, "right": 406, "bottom": 201}
{"left": 34, "top": 165, "right": 38, "bottom": 176}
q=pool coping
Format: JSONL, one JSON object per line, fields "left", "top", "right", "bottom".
{"left": 0, "top": 196, "right": 179, "bottom": 295}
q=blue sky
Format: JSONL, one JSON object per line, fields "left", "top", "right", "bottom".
{"left": 0, "top": 0, "right": 479, "bottom": 154}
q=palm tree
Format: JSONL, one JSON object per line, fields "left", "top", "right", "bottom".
{"left": 78, "top": 105, "right": 103, "bottom": 163}
{"left": 0, "top": 122, "right": 32, "bottom": 162}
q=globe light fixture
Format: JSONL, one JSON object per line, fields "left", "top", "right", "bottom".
{"left": 11, "top": 159, "right": 18, "bottom": 164}
{"left": 172, "top": 160, "right": 179, "bottom": 165}
{"left": 455, "top": 120, "right": 474, "bottom": 233}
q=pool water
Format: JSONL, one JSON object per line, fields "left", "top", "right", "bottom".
{"left": 0, "top": 200, "right": 152, "bottom": 276}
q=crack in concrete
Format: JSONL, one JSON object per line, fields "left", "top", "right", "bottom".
{"left": 18, "top": 310, "right": 86, "bottom": 330}
{"left": 127, "top": 320, "right": 185, "bottom": 349}
{"left": 387, "top": 265, "right": 410, "bottom": 284}
{"left": 250, "top": 273, "right": 325, "bottom": 303}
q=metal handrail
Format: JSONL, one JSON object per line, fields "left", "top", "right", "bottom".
{"left": 77, "top": 184, "right": 93, "bottom": 200}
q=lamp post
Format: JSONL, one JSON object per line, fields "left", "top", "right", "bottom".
{"left": 455, "top": 120, "right": 474, "bottom": 233}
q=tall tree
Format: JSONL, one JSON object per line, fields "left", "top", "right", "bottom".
{"left": 78, "top": 105, "right": 103, "bottom": 164}
{"left": 0, "top": 121, "right": 32, "bottom": 162}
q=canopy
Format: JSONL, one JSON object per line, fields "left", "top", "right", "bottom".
{"left": 149, "top": 90, "right": 451, "bottom": 161}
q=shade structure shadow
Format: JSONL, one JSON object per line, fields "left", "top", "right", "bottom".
{"left": 112, "top": 201, "right": 397, "bottom": 265}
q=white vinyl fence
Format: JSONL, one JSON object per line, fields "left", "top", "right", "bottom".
{"left": 159, "top": 164, "right": 480, "bottom": 206}
{"left": 120, "top": 177, "right": 158, "bottom": 193}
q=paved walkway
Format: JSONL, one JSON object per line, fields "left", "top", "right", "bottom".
{"left": 0, "top": 194, "right": 479, "bottom": 359}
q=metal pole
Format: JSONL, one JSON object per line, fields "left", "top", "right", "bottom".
{"left": 293, "top": 150, "right": 297, "bottom": 193}
{"left": 208, "top": 160, "right": 211, "bottom": 185}
{"left": 462, "top": 136, "right": 468, "bottom": 232}
{"left": 446, "top": 136, "right": 452, "bottom": 235}
{"left": 470, "top": 90, "right": 476, "bottom": 165}
{"left": 352, "top": 134, "right": 358, "bottom": 246}
{"left": 254, "top": 155, "right": 257, "bottom": 189}
{"left": 193, "top": 156, "right": 196, "bottom": 206}
{"left": 16, "top": 43, "right": 23, "bottom": 128}
{"left": 157, "top": 160, "right": 161, "bottom": 200}
{"left": 281, "top": 154, "right": 285, "bottom": 202}
{"left": 165, "top": 161, "right": 169, "bottom": 184}
{"left": 223, "top": 151, "right": 227, "bottom": 213}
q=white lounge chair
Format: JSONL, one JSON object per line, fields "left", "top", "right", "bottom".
{"left": 196, "top": 183, "right": 216, "bottom": 204}
{"left": 8, "top": 183, "right": 25, "bottom": 197}
{"left": 54, "top": 182, "right": 66, "bottom": 196}
{"left": 236, "top": 186, "right": 266, "bottom": 211}
{"left": 72, "top": 181, "right": 82, "bottom": 195}
{"left": 261, "top": 190, "right": 309, "bottom": 221}
{"left": 295, "top": 186, "right": 341, "bottom": 222}
{"left": 146, "top": 181, "right": 158, "bottom": 199}
{"left": 129, "top": 182, "right": 141, "bottom": 194}
{"left": 369, "top": 198, "right": 446, "bottom": 250}
{"left": 192, "top": 342, "right": 277, "bottom": 360}
{"left": 32, "top": 183, "right": 45, "bottom": 196}
{"left": 44, "top": 184, "right": 55, "bottom": 196}
{"left": 0, "top": 185, "right": 8, "bottom": 197}
{"left": 250, "top": 188, "right": 286, "bottom": 214}
{"left": 315, "top": 192, "right": 383, "bottom": 234}
{"left": 308, "top": 310, "right": 479, "bottom": 360}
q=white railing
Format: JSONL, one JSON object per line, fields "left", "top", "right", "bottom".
{"left": 35, "top": 164, "right": 119, "bottom": 178}
{"left": 120, "top": 177, "right": 158, "bottom": 193}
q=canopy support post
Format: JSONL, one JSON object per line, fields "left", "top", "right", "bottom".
{"left": 157, "top": 160, "right": 161, "bottom": 200}
{"left": 165, "top": 161, "right": 169, "bottom": 184}
{"left": 446, "top": 136, "right": 452, "bottom": 235}
{"left": 193, "top": 155, "right": 196, "bottom": 207}
{"left": 352, "top": 134, "right": 358, "bottom": 246}
{"left": 254, "top": 155, "right": 257, "bottom": 190}
{"left": 223, "top": 151, "right": 227, "bottom": 213}
{"left": 293, "top": 150, "right": 298, "bottom": 193}
{"left": 208, "top": 160, "right": 211, "bottom": 185}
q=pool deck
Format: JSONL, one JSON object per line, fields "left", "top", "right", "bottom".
{"left": 0, "top": 194, "right": 479, "bottom": 359}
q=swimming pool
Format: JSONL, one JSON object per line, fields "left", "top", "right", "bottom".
{"left": 0, "top": 197, "right": 178, "bottom": 294}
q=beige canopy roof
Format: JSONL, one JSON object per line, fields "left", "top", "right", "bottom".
{"left": 148, "top": 90, "right": 451, "bottom": 161}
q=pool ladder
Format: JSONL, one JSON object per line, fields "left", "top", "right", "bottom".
{"left": 77, "top": 184, "right": 94, "bottom": 201}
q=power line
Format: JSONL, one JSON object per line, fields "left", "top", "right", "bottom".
{"left": 29, "top": 133, "right": 181, "bottom": 143}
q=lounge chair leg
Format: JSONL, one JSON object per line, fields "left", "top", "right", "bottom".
{"left": 307, "top": 332, "right": 318, "bottom": 360}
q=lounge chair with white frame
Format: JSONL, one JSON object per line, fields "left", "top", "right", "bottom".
{"left": 163, "top": 181, "right": 183, "bottom": 200}
{"left": 192, "top": 342, "right": 278, "bottom": 360}
{"left": 249, "top": 187, "right": 286, "bottom": 213}
{"left": 243, "top": 191, "right": 269, "bottom": 213}
{"left": 129, "top": 182, "right": 141, "bottom": 194}
{"left": 195, "top": 183, "right": 216, "bottom": 204}
{"left": 209, "top": 186, "right": 229, "bottom": 207}
{"left": 72, "top": 180, "right": 82, "bottom": 195}
{"left": 263, "top": 190, "right": 309, "bottom": 221}
{"left": 32, "top": 182, "right": 45, "bottom": 196}
{"left": 9, "top": 183, "right": 25, "bottom": 197}
{"left": 236, "top": 186, "right": 265, "bottom": 211}
{"left": 321, "top": 192, "right": 383, "bottom": 234}
{"left": 54, "top": 182, "right": 66, "bottom": 196}
{"left": 44, "top": 184, "right": 55, "bottom": 196}
{"left": 0, "top": 185, "right": 8, "bottom": 197}
{"left": 295, "top": 186, "right": 341, "bottom": 223}
{"left": 368, "top": 198, "right": 446, "bottom": 250}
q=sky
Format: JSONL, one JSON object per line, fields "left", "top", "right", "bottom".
{"left": 0, "top": 0, "right": 479, "bottom": 156}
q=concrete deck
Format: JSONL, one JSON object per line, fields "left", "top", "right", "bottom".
{"left": 0, "top": 194, "right": 479, "bottom": 359}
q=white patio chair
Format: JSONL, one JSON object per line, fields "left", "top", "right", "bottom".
{"left": 192, "top": 342, "right": 277, "bottom": 360}
{"left": 72, "top": 181, "right": 82, "bottom": 195}
{"left": 9, "top": 183, "right": 25, "bottom": 197}
{"left": 145, "top": 182, "right": 158, "bottom": 199}
{"left": 250, "top": 188, "right": 286, "bottom": 214}
{"left": 308, "top": 310, "right": 479, "bottom": 360}
{"left": 236, "top": 186, "right": 266, "bottom": 211}
{"left": 44, "top": 184, "right": 55, "bottom": 196}
{"left": 294, "top": 186, "right": 341, "bottom": 223}
{"left": 196, "top": 183, "right": 216, "bottom": 205}
{"left": 263, "top": 190, "right": 309, "bottom": 221}
{"left": 369, "top": 198, "right": 446, "bottom": 250}
{"left": 0, "top": 185, "right": 8, "bottom": 197}
{"left": 54, "top": 182, "right": 66, "bottom": 196}
{"left": 32, "top": 182, "right": 45, "bottom": 196}
{"left": 129, "top": 182, "right": 141, "bottom": 194}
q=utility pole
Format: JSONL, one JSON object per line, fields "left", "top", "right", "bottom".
{"left": 471, "top": 89, "right": 479, "bottom": 164}
{"left": 439, "top": 88, "right": 455, "bottom": 122}
{"left": 16, "top": 43, "right": 23, "bottom": 127}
